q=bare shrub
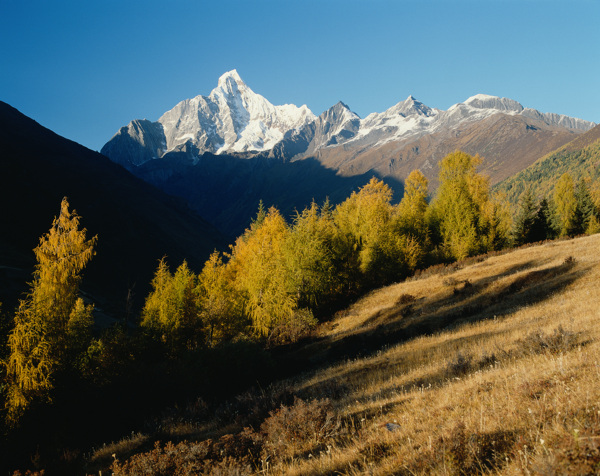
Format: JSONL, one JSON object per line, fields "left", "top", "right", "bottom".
{"left": 111, "top": 440, "right": 210, "bottom": 475}
{"left": 268, "top": 309, "right": 317, "bottom": 346}
{"left": 563, "top": 255, "right": 576, "bottom": 267}
{"left": 212, "top": 427, "right": 263, "bottom": 467}
{"left": 214, "top": 386, "right": 295, "bottom": 429}
{"left": 110, "top": 438, "right": 256, "bottom": 476}
{"left": 446, "top": 352, "right": 473, "bottom": 377}
{"left": 442, "top": 422, "right": 519, "bottom": 474}
{"left": 396, "top": 293, "right": 416, "bottom": 305}
{"left": 533, "top": 426, "right": 600, "bottom": 475}
{"left": 260, "top": 397, "right": 340, "bottom": 462}
{"left": 515, "top": 326, "right": 579, "bottom": 356}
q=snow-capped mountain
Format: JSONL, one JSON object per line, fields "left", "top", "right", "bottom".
{"left": 102, "top": 71, "right": 595, "bottom": 171}
{"left": 102, "top": 70, "right": 315, "bottom": 169}
{"left": 99, "top": 70, "right": 598, "bottom": 238}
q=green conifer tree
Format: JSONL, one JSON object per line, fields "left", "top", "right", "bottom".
{"left": 573, "top": 179, "right": 596, "bottom": 235}
{"left": 513, "top": 188, "right": 538, "bottom": 246}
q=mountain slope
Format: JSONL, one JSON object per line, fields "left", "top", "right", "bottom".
{"left": 494, "top": 123, "right": 600, "bottom": 203}
{"left": 0, "top": 101, "right": 226, "bottom": 312}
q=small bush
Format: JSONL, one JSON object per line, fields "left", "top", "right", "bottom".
{"left": 260, "top": 397, "right": 340, "bottom": 462}
{"left": 534, "top": 431, "right": 600, "bottom": 475}
{"left": 443, "top": 422, "right": 518, "bottom": 474}
{"left": 515, "top": 326, "right": 579, "bottom": 356}
{"left": 111, "top": 440, "right": 210, "bottom": 476}
{"left": 446, "top": 352, "right": 497, "bottom": 378}
{"left": 396, "top": 293, "right": 416, "bottom": 305}
{"left": 110, "top": 437, "right": 257, "bottom": 476}
{"left": 267, "top": 309, "right": 317, "bottom": 346}
{"left": 446, "top": 352, "right": 473, "bottom": 377}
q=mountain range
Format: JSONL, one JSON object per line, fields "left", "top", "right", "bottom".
{"left": 103, "top": 70, "right": 593, "bottom": 169}
{"left": 101, "top": 70, "right": 596, "bottom": 237}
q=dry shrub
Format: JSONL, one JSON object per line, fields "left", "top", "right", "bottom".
{"left": 446, "top": 352, "right": 497, "bottom": 378}
{"left": 268, "top": 309, "right": 317, "bottom": 346}
{"left": 212, "top": 428, "right": 263, "bottom": 467}
{"left": 533, "top": 411, "right": 600, "bottom": 475}
{"left": 563, "top": 255, "right": 576, "bottom": 266}
{"left": 452, "top": 279, "right": 473, "bottom": 296}
{"left": 396, "top": 293, "right": 416, "bottom": 305}
{"left": 111, "top": 440, "right": 210, "bottom": 475}
{"left": 110, "top": 438, "right": 256, "bottom": 476}
{"left": 359, "top": 441, "right": 394, "bottom": 463}
{"left": 520, "top": 378, "right": 556, "bottom": 400}
{"left": 515, "top": 326, "right": 579, "bottom": 356}
{"left": 442, "top": 422, "right": 519, "bottom": 474}
{"left": 534, "top": 435, "right": 600, "bottom": 475}
{"left": 260, "top": 397, "right": 340, "bottom": 462}
{"left": 215, "top": 386, "right": 295, "bottom": 428}
{"left": 446, "top": 352, "right": 473, "bottom": 377}
{"left": 204, "top": 458, "right": 253, "bottom": 476}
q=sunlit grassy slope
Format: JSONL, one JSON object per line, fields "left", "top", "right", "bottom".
{"left": 99, "top": 234, "right": 600, "bottom": 475}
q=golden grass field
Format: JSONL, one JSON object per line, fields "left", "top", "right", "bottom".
{"left": 97, "top": 234, "right": 600, "bottom": 475}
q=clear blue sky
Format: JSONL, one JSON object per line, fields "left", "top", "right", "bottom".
{"left": 1, "top": 0, "right": 598, "bottom": 152}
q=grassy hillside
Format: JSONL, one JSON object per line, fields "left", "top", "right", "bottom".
{"left": 495, "top": 124, "right": 600, "bottom": 204}
{"left": 89, "top": 234, "right": 600, "bottom": 475}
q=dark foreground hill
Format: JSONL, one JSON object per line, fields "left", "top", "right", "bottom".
{"left": 0, "top": 101, "right": 226, "bottom": 313}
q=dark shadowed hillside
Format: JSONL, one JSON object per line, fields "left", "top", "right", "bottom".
{"left": 0, "top": 101, "right": 226, "bottom": 313}
{"left": 135, "top": 149, "right": 404, "bottom": 238}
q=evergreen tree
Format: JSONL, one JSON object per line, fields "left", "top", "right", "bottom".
{"left": 5, "top": 198, "right": 96, "bottom": 422}
{"left": 573, "top": 179, "right": 596, "bottom": 235}
{"left": 529, "top": 198, "right": 555, "bottom": 242}
{"left": 513, "top": 188, "right": 538, "bottom": 246}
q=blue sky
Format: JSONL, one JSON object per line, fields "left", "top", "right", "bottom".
{"left": 1, "top": 0, "right": 598, "bottom": 152}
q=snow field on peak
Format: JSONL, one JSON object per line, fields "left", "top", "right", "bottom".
{"left": 156, "top": 70, "right": 316, "bottom": 156}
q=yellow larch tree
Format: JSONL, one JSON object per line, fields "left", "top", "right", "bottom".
{"left": 5, "top": 197, "right": 96, "bottom": 422}
{"left": 228, "top": 206, "right": 296, "bottom": 338}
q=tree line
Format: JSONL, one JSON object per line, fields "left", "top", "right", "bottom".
{"left": 1, "top": 150, "right": 599, "bottom": 427}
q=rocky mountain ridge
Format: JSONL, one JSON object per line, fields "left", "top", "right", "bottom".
{"left": 102, "top": 71, "right": 595, "bottom": 170}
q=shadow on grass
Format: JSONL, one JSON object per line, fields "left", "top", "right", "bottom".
{"left": 272, "top": 256, "right": 588, "bottom": 381}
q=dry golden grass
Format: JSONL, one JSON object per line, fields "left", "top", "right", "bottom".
{"left": 103, "top": 235, "right": 600, "bottom": 475}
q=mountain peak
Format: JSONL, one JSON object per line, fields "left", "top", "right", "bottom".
{"left": 217, "top": 69, "right": 244, "bottom": 86}
{"left": 464, "top": 94, "right": 524, "bottom": 113}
